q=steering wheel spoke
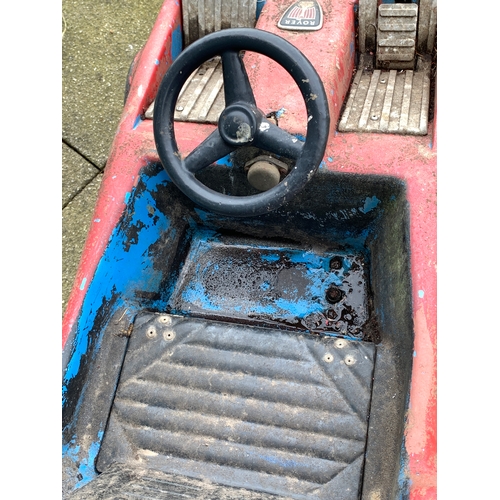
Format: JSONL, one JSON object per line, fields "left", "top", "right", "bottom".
{"left": 221, "top": 50, "right": 256, "bottom": 106}
{"left": 253, "top": 120, "right": 304, "bottom": 160}
{"left": 184, "top": 129, "right": 235, "bottom": 173}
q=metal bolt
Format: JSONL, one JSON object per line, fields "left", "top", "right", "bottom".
{"left": 146, "top": 326, "right": 157, "bottom": 338}
{"left": 370, "top": 114, "right": 380, "bottom": 121}
{"left": 326, "top": 285, "right": 343, "bottom": 304}
{"left": 380, "top": 78, "right": 386, "bottom": 84}
{"left": 176, "top": 105, "right": 184, "bottom": 111}
{"left": 329, "top": 256, "right": 343, "bottom": 270}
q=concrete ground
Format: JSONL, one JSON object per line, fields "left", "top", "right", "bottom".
{"left": 62, "top": 0, "right": 164, "bottom": 315}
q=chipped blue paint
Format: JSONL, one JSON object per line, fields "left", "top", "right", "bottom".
{"left": 340, "top": 256, "right": 352, "bottom": 273}
{"left": 250, "top": 303, "right": 279, "bottom": 315}
{"left": 294, "top": 133, "right": 306, "bottom": 142}
{"left": 418, "top": 290, "right": 424, "bottom": 298}
{"left": 132, "top": 115, "right": 142, "bottom": 130}
{"left": 261, "top": 253, "right": 280, "bottom": 262}
{"left": 75, "top": 431, "right": 104, "bottom": 488}
{"left": 62, "top": 439, "right": 80, "bottom": 462}
{"left": 275, "top": 107, "right": 286, "bottom": 118}
{"left": 361, "top": 196, "right": 381, "bottom": 213}
{"left": 171, "top": 25, "right": 182, "bottom": 61}
{"left": 413, "top": 350, "right": 417, "bottom": 357}
{"left": 94, "top": 218, "right": 100, "bottom": 222}
{"left": 288, "top": 250, "right": 323, "bottom": 267}
{"left": 216, "top": 153, "right": 232, "bottom": 167}
{"left": 181, "top": 281, "right": 222, "bottom": 311}
{"left": 328, "top": 157, "right": 333, "bottom": 162}
{"left": 124, "top": 191, "right": 131, "bottom": 204}
{"left": 193, "top": 208, "right": 211, "bottom": 224}
{"left": 63, "top": 167, "right": 173, "bottom": 397}
{"left": 63, "top": 430, "right": 104, "bottom": 490}
{"left": 154, "top": 58, "right": 160, "bottom": 65}
{"left": 79, "top": 277, "right": 87, "bottom": 290}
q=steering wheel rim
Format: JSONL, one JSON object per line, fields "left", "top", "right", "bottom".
{"left": 153, "top": 28, "right": 330, "bottom": 217}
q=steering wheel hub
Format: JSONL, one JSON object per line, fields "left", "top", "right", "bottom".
{"left": 219, "top": 104, "right": 259, "bottom": 146}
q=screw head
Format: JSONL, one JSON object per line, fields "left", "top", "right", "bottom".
{"left": 323, "top": 353, "right": 334, "bottom": 363}
{"left": 329, "top": 256, "right": 343, "bottom": 271}
{"left": 334, "top": 339, "right": 347, "bottom": 349}
{"left": 326, "top": 285, "right": 344, "bottom": 304}
{"left": 344, "top": 354, "right": 356, "bottom": 366}
{"left": 158, "top": 315, "right": 172, "bottom": 325}
{"left": 163, "top": 329, "right": 176, "bottom": 341}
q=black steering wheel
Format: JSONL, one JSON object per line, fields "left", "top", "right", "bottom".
{"left": 153, "top": 28, "right": 330, "bottom": 217}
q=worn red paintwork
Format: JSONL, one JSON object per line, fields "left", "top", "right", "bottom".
{"left": 63, "top": 0, "right": 437, "bottom": 496}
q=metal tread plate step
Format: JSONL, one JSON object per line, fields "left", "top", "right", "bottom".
{"left": 97, "top": 313, "right": 376, "bottom": 499}
{"left": 146, "top": 57, "right": 225, "bottom": 123}
{"left": 338, "top": 57, "right": 431, "bottom": 135}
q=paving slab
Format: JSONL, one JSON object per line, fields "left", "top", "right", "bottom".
{"left": 62, "top": 142, "right": 100, "bottom": 208}
{"left": 62, "top": 0, "right": 164, "bottom": 168}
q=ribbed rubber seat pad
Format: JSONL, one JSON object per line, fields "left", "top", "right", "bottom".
{"left": 97, "top": 313, "right": 375, "bottom": 499}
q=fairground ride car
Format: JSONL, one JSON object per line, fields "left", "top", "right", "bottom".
{"left": 63, "top": 0, "right": 437, "bottom": 498}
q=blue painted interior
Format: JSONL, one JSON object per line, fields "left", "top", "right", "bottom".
{"left": 63, "top": 161, "right": 411, "bottom": 495}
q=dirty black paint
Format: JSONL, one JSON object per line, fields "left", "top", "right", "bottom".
{"left": 168, "top": 231, "right": 371, "bottom": 339}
